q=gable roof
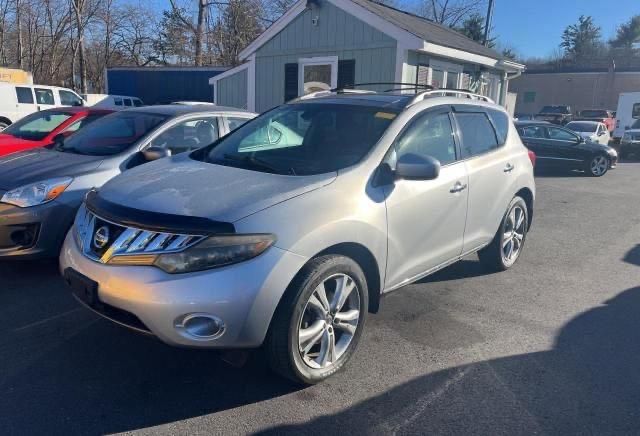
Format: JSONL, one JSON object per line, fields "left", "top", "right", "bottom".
{"left": 350, "top": 0, "right": 502, "bottom": 60}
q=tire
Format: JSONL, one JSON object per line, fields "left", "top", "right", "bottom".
{"left": 265, "top": 255, "right": 368, "bottom": 384}
{"left": 478, "top": 196, "right": 529, "bottom": 272}
{"left": 586, "top": 154, "right": 609, "bottom": 177}
{"left": 0, "top": 121, "right": 8, "bottom": 130}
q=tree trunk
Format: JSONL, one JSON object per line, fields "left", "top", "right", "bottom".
{"left": 195, "top": 0, "right": 207, "bottom": 66}
{"left": 16, "top": 0, "right": 23, "bottom": 68}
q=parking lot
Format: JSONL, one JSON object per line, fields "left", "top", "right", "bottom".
{"left": 1, "top": 163, "right": 639, "bottom": 435}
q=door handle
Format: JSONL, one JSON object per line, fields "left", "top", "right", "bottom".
{"left": 450, "top": 182, "right": 467, "bottom": 193}
{"left": 504, "top": 163, "right": 514, "bottom": 173}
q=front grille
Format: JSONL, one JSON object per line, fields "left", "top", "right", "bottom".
{"left": 75, "top": 206, "right": 205, "bottom": 264}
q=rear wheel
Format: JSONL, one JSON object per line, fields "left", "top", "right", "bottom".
{"left": 478, "top": 196, "right": 529, "bottom": 272}
{"left": 587, "top": 155, "right": 609, "bottom": 177}
{"left": 265, "top": 255, "right": 368, "bottom": 384}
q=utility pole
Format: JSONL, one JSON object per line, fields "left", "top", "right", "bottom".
{"left": 483, "top": 0, "right": 495, "bottom": 46}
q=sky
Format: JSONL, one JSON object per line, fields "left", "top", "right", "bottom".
{"left": 491, "top": 0, "right": 640, "bottom": 58}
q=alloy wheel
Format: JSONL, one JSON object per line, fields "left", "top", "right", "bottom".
{"left": 297, "top": 273, "right": 361, "bottom": 369}
{"left": 590, "top": 156, "right": 608, "bottom": 176}
{"left": 501, "top": 205, "right": 526, "bottom": 267}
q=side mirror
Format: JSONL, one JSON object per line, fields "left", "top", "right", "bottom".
{"left": 52, "top": 133, "right": 65, "bottom": 148}
{"left": 142, "top": 146, "right": 171, "bottom": 161}
{"left": 395, "top": 153, "right": 440, "bottom": 180}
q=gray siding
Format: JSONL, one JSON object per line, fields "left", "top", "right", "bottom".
{"left": 217, "top": 68, "right": 248, "bottom": 109}
{"left": 255, "top": 0, "right": 397, "bottom": 112}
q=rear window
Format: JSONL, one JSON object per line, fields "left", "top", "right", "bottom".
{"left": 61, "top": 111, "right": 168, "bottom": 156}
{"left": 566, "top": 122, "right": 597, "bottom": 132}
{"left": 580, "top": 110, "right": 609, "bottom": 118}
{"left": 456, "top": 112, "right": 499, "bottom": 158}
{"left": 540, "top": 106, "right": 570, "bottom": 114}
{"left": 15, "top": 87, "right": 34, "bottom": 104}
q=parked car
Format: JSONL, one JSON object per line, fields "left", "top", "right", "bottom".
{"left": 565, "top": 121, "right": 611, "bottom": 145}
{"left": 613, "top": 92, "right": 640, "bottom": 141}
{"left": 0, "top": 82, "right": 85, "bottom": 129}
{"left": 0, "top": 105, "right": 255, "bottom": 260}
{"left": 516, "top": 121, "right": 617, "bottom": 176}
{"left": 60, "top": 90, "right": 535, "bottom": 384}
{"left": 0, "top": 107, "right": 112, "bottom": 157}
{"left": 575, "top": 109, "right": 615, "bottom": 132}
{"left": 535, "top": 105, "right": 573, "bottom": 125}
{"left": 514, "top": 113, "right": 536, "bottom": 121}
{"left": 82, "top": 94, "right": 144, "bottom": 109}
{"left": 619, "top": 119, "right": 640, "bottom": 159}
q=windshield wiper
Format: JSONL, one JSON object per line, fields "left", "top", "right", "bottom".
{"left": 222, "top": 153, "right": 294, "bottom": 175}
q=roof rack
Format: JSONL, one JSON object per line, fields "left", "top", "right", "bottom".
{"left": 409, "top": 89, "right": 495, "bottom": 105}
{"left": 291, "top": 88, "right": 375, "bottom": 102}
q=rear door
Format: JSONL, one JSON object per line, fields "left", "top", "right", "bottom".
{"left": 453, "top": 106, "right": 517, "bottom": 252}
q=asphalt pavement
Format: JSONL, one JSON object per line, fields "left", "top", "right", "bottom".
{"left": 1, "top": 163, "right": 640, "bottom": 436}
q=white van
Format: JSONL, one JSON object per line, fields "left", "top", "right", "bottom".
{"left": 613, "top": 92, "right": 640, "bottom": 140}
{"left": 82, "top": 94, "right": 144, "bottom": 110}
{"left": 0, "top": 83, "right": 85, "bottom": 129}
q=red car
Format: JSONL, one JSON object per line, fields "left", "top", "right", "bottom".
{"left": 0, "top": 107, "right": 113, "bottom": 157}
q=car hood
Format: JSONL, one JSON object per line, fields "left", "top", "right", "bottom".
{"left": 98, "top": 155, "right": 337, "bottom": 223}
{"left": 0, "top": 148, "right": 104, "bottom": 190}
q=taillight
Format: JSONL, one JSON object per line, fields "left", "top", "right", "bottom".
{"left": 528, "top": 150, "right": 536, "bottom": 167}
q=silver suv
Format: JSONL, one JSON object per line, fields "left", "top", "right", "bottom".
{"left": 61, "top": 89, "right": 535, "bottom": 384}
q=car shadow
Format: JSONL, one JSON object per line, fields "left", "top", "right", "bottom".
{"left": 534, "top": 167, "right": 585, "bottom": 178}
{"left": 0, "top": 260, "right": 301, "bottom": 435}
{"left": 259, "top": 285, "right": 640, "bottom": 435}
{"left": 417, "top": 258, "right": 498, "bottom": 284}
{"left": 623, "top": 244, "right": 640, "bottom": 266}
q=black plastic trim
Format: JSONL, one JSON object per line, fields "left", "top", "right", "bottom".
{"left": 85, "top": 190, "right": 235, "bottom": 235}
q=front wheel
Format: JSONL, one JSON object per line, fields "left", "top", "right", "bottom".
{"left": 478, "top": 196, "right": 529, "bottom": 272}
{"left": 587, "top": 155, "right": 609, "bottom": 177}
{"left": 265, "top": 255, "right": 368, "bottom": 384}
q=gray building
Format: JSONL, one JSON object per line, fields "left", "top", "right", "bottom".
{"left": 510, "top": 68, "right": 640, "bottom": 115}
{"left": 210, "top": 0, "right": 524, "bottom": 113}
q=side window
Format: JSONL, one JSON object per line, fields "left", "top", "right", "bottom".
{"left": 59, "top": 90, "right": 84, "bottom": 107}
{"left": 456, "top": 112, "right": 499, "bottom": 158}
{"left": 114, "top": 98, "right": 123, "bottom": 106}
{"left": 487, "top": 108, "right": 509, "bottom": 145}
{"left": 133, "top": 99, "right": 143, "bottom": 107}
{"left": 227, "top": 117, "right": 251, "bottom": 132}
{"left": 15, "top": 87, "right": 34, "bottom": 104}
{"left": 394, "top": 111, "right": 457, "bottom": 166}
{"left": 34, "top": 88, "right": 55, "bottom": 105}
{"left": 520, "top": 126, "right": 546, "bottom": 139}
{"left": 548, "top": 127, "right": 577, "bottom": 141}
{"left": 632, "top": 103, "right": 640, "bottom": 119}
{"left": 123, "top": 99, "right": 132, "bottom": 107}
{"left": 150, "top": 117, "right": 219, "bottom": 155}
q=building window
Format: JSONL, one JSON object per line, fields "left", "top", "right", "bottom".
{"left": 298, "top": 56, "right": 338, "bottom": 96}
{"left": 524, "top": 91, "right": 536, "bottom": 103}
{"left": 416, "top": 60, "right": 463, "bottom": 89}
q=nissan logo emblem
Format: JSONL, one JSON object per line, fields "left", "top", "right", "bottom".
{"left": 93, "top": 226, "right": 110, "bottom": 249}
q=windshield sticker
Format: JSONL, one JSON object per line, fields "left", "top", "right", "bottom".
{"left": 375, "top": 112, "right": 397, "bottom": 120}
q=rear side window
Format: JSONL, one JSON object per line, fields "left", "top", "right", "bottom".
{"left": 456, "top": 112, "right": 499, "bottom": 158}
{"left": 34, "top": 88, "right": 55, "bottom": 105}
{"left": 487, "top": 109, "right": 509, "bottom": 145}
{"left": 15, "top": 87, "right": 34, "bottom": 104}
{"left": 124, "top": 99, "right": 132, "bottom": 107}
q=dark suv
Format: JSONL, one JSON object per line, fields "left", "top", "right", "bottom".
{"left": 535, "top": 105, "right": 573, "bottom": 125}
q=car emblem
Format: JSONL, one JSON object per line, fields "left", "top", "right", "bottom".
{"left": 93, "top": 226, "right": 110, "bottom": 249}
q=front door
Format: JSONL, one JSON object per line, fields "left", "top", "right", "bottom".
{"left": 543, "top": 126, "right": 585, "bottom": 167}
{"left": 384, "top": 108, "right": 468, "bottom": 289}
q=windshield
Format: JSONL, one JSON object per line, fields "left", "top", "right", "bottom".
{"left": 580, "top": 110, "right": 608, "bottom": 118}
{"left": 3, "top": 111, "right": 72, "bottom": 141}
{"left": 540, "top": 106, "right": 570, "bottom": 114}
{"left": 199, "top": 103, "right": 398, "bottom": 175}
{"left": 566, "top": 122, "right": 597, "bottom": 132}
{"left": 631, "top": 120, "right": 640, "bottom": 129}
{"left": 61, "top": 111, "right": 168, "bottom": 156}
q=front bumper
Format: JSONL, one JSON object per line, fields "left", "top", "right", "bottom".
{"left": 0, "top": 200, "right": 77, "bottom": 259}
{"left": 59, "top": 230, "right": 308, "bottom": 348}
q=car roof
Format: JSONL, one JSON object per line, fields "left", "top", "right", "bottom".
{"left": 39, "top": 107, "right": 114, "bottom": 115}
{"left": 120, "top": 104, "right": 254, "bottom": 116}
{"left": 290, "top": 93, "right": 414, "bottom": 110}
{"left": 567, "top": 120, "right": 601, "bottom": 125}
{"left": 514, "top": 120, "right": 552, "bottom": 126}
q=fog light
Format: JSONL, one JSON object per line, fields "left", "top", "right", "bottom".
{"left": 176, "top": 314, "right": 225, "bottom": 339}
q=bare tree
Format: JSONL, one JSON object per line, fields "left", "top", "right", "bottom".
{"left": 419, "top": 0, "right": 487, "bottom": 27}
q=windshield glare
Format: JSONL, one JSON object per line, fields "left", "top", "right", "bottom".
{"left": 201, "top": 103, "right": 398, "bottom": 175}
{"left": 4, "top": 111, "right": 72, "bottom": 141}
{"left": 567, "top": 122, "right": 597, "bottom": 132}
{"left": 61, "top": 111, "right": 168, "bottom": 156}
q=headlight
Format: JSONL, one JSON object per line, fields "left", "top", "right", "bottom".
{"left": 108, "top": 233, "right": 276, "bottom": 273}
{"left": 0, "top": 177, "right": 73, "bottom": 208}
